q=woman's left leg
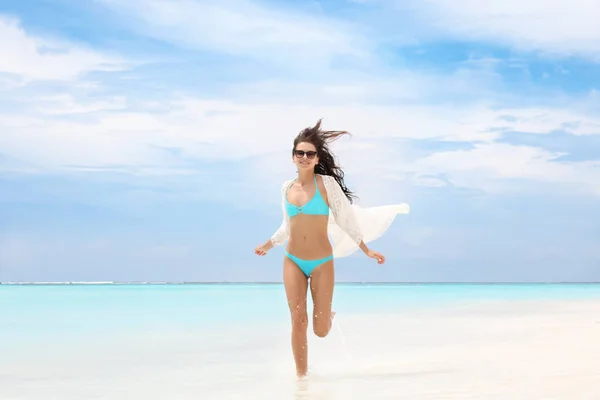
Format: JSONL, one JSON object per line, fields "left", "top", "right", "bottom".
{"left": 309, "top": 258, "right": 335, "bottom": 338}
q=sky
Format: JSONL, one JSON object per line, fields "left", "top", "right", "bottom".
{"left": 1, "top": 0, "right": 599, "bottom": 283}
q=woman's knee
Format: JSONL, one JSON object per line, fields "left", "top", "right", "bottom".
{"left": 313, "top": 324, "right": 330, "bottom": 338}
{"left": 312, "top": 314, "right": 331, "bottom": 338}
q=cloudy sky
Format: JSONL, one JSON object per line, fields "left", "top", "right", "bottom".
{"left": 1, "top": 0, "right": 599, "bottom": 283}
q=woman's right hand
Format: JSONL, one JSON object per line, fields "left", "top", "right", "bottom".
{"left": 254, "top": 241, "right": 273, "bottom": 256}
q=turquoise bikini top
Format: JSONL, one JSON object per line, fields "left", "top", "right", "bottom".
{"left": 285, "top": 175, "right": 329, "bottom": 218}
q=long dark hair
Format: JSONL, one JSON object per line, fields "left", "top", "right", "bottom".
{"left": 293, "top": 119, "right": 357, "bottom": 203}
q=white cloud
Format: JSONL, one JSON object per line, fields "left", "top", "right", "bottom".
{"left": 0, "top": 95, "right": 509, "bottom": 174}
{"left": 492, "top": 108, "right": 600, "bottom": 136}
{"left": 0, "top": 111, "right": 179, "bottom": 173}
{"left": 2, "top": 90, "right": 600, "bottom": 201}
{"left": 2, "top": 2, "right": 599, "bottom": 205}
{"left": 225, "top": 59, "right": 505, "bottom": 104}
{"left": 98, "top": 0, "right": 369, "bottom": 69}
{"left": 379, "top": 0, "right": 600, "bottom": 60}
{"left": 410, "top": 143, "right": 600, "bottom": 196}
{"left": 0, "top": 16, "right": 127, "bottom": 82}
{"left": 31, "top": 94, "right": 128, "bottom": 115}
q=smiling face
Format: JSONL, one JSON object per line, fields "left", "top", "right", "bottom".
{"left": 292, "top": 141, "right": 319, "bottom": 171}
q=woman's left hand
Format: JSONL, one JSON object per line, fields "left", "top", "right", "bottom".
{"left": 366, "top": 249, "right": 385, "bottom": 264}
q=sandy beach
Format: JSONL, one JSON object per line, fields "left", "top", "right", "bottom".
{"left": 2, "top": 296, "right": 600, "bottom": 399}
{"left": 288, "top": 298, "right": 600, "bottom": 399}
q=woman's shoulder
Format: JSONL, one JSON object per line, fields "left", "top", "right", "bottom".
{"left": 316, "top": 174, "right": 337, "bottom": 187}
{"left": 316, "top": 173, "right": 333, "bottom": 181}
{"left": 279, "top": 178, "right": 295, "bottom": 191}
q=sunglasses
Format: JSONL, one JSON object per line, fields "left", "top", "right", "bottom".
{"left": 294, "top": 150, "right": 317, "bottom": 159}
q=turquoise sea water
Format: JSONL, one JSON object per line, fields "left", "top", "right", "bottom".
{"left": 3, "top": 283, "right": 600, "bottom": 399}
{"left": 2, "top": 283, "right": 600, "bottom": 341}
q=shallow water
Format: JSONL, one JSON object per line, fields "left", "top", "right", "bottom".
{"left": 2, "top": 284, "right": 600, "bottom": 399}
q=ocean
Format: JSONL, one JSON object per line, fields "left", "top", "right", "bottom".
{"left": 2, "top": 283, "right": 600, "bottom": 399}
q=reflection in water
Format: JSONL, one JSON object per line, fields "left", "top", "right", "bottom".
{"left": 294, "top": 376, "right": 335, "bottom": 400}
{"left": 294, "top": 378, "right": 309, "bottom": 399}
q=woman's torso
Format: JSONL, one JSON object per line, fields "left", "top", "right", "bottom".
{"left": 285, "top": 175, "right": 333, "bottom": 259}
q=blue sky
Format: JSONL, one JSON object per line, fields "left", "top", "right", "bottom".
{"left": 1, "top": 0, "right": 599, "bottom": 282}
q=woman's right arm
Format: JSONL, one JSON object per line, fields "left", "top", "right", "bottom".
{"left": 255, "top": 180, "right": 290, "bottom": 256}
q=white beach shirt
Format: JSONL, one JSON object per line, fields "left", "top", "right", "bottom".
{"left": 270, "top": 174, "right": 410, "bottom": 258}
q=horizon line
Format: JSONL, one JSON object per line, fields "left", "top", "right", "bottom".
{"left": 1, "top": 281, "right": 599, "bottom": 285}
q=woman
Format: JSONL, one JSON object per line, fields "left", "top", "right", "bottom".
{"left": 254, "top": 119, "right": 409, "bottom": 377}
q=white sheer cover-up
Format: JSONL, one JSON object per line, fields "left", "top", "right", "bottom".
{"left": 270, "top": 174, "right": 410, "bottom": 258}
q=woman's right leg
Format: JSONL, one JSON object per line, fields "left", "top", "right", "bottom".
{"left": 283, "top": 255, "right": 309, "bottom": 377}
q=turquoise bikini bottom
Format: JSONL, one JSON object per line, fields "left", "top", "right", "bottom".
{"left": 284, "top": 251, "right": 334, "bottom": 277}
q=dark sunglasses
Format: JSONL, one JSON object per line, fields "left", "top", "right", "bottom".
{"left": 294, "top": 150, "right": 317, "bottom": 159}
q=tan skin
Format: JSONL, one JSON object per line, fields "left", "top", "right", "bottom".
{"left": 254, "top": 141, "right": 385, "bottom": 377}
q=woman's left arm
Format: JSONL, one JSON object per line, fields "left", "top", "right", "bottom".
{"left": 324, "top": 175, "right": 385, "bottom": 263}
